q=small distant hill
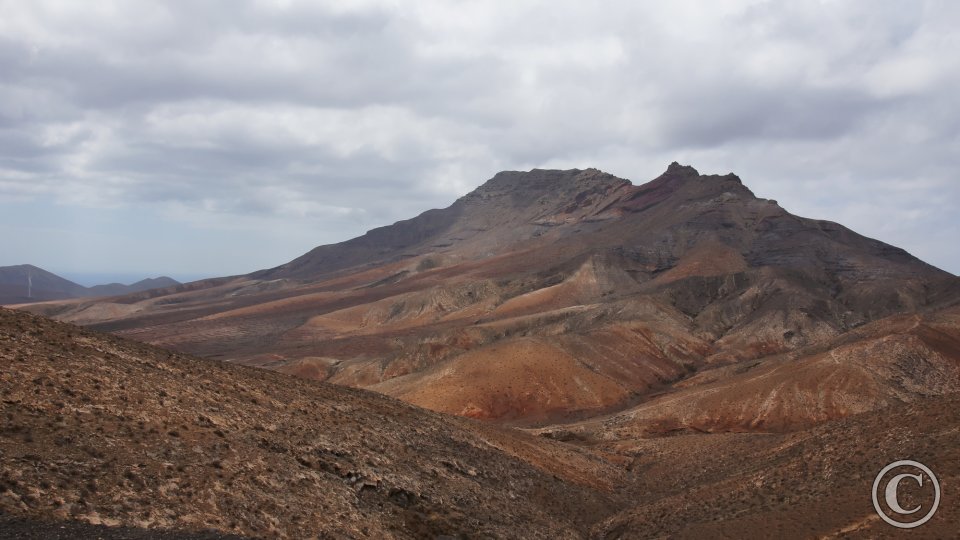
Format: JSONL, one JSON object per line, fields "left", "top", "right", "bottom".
{"left": 0, "top": 264, "right": 179, "bottom": 305}
{"left": 86, "top": 276, "right": 181, "bottom": 297}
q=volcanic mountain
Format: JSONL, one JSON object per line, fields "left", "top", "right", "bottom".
{"left": 23, "top": 163, "right": 960, "bottom": 429}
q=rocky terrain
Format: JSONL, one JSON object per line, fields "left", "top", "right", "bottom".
{"left": 550, "top": 305, "right": 960, "bottom": 437}
{"left": 587, "top": 390, "right": 960, "bottom": 539}
{"left": 0, "top": 307, "right": 623, "bottom": 538}
{"left": 3, "top": 306, "right": 959, "bottom": 538}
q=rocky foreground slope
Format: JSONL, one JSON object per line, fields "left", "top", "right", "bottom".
{"left": 0, "top": 307, "right": 622, "bottom": 538}
{"left": 2, "top": 307, "right": 959, "bottom": 538}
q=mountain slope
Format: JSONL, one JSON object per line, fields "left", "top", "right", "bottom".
{"left": 585, "top": 390, "right": 960, "bottom": 538}
{"left": 535, "top": 303, "right": 960, "bottom": 441}
{"left": 20, "top": 163, "right": 960, "bottom": 426}
{"left": 252, "top": 168, "right": 634, "bottom": 281}
{"left": 0, "top": 307, "right": 622, "bottom": 538}
{"left": 4, "top": 307, "right": 959, "bottom": 538}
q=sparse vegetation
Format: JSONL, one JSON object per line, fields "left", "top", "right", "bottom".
{"left": 0, "top": 307, "right": 620, "bottom": 538}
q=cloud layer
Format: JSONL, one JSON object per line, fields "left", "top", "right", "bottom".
{"left": 1, "top": 0, "right": 958, "bottom": 277}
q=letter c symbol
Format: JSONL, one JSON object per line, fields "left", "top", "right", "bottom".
{"left": 885, "top": 473, "right": 923, "bottom": 515}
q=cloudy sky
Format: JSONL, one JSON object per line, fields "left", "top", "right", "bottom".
{"left": 1, "top": 0, "right": 958, "bottom": 284}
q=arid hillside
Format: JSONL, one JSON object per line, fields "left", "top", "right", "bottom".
{"left": 584, "top": 390, "right": 960, "bottom": 539}
{"left": 3, "top": 307, "right": 959, "bottom": 538}
{"left": 549, "top": 304, "right": 960, "bottom": 438}
{"left": 20, "top": 164, "right": 960, "bottom": 428}
{"left": 0, "top": 307, "right": 624, "bottom": 539}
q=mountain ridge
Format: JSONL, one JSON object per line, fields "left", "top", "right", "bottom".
{"left": 253, "top": 163, "right": 773, "bottom": 282}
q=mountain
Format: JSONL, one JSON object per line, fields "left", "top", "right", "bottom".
{"left": 0, "top": 265, "right": 180, "bottom": 305}
{"left": 86, "top": 276, "right": 181, "bottom": 297}
{"left": 21, "top": 164, "right": 960, "bottom": 429}
{"left": 0, "top": 265, "right": 88, "bottom": 305}
{"left": 3, "top": 307, "right": 958, "bottom": 538}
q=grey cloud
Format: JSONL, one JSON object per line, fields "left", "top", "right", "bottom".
{"left": 0, "top": 0, "right": 958, "bottom": 275}
{"left": 657, "top": 86, "right": 893, "bottom": 149}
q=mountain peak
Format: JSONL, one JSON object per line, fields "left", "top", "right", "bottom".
{"left": 665, "top": 161, "right": 699, "bottom": 176}
{"left": 613, "top": 163, "right": 755, "bottom": 216}
{"left": 475, "top": 167, "right": 625, "bottom": 189}
{"left": 461, "top": 168, "right": 631, "bottom": 207}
